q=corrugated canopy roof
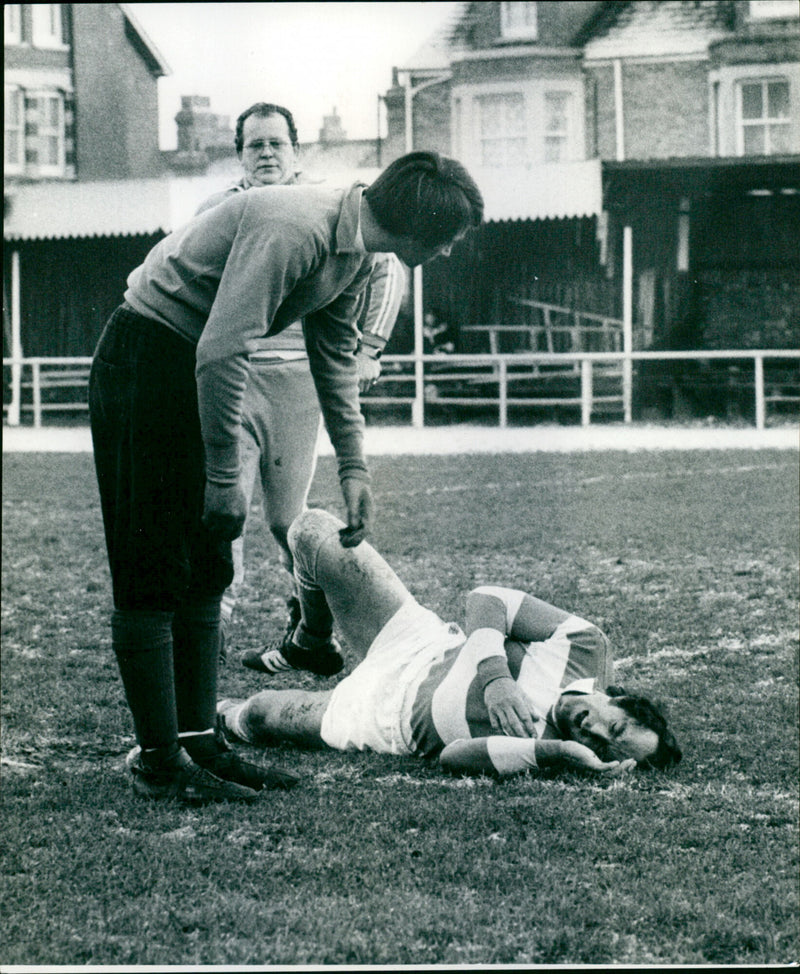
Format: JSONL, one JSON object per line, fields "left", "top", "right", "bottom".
{"left": 4, "top": 178, "right": 177, "bottom": 240}
{"left": 478, "top": 160, "right": 603, "bottom": 222}
{"left": 3, "top": 171, "right": 383, "bottom": 242}
{"left": 4, "top": 161, "right": 604, "bottom": 242}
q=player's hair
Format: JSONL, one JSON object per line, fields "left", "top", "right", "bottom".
{"left": 606, "top": 685, "right": 682, "bottom": 770}
{"left": 235, "top": 102, "right": 299, "bottom": 153}
{"left": 364, "top": 151, "right": 484, "bottom": 247}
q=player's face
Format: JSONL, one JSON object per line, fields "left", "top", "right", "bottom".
{"left": 240, "top": 113, "right": 298, "bottom": 186}
{"left": 394, "top": 229, "right": 468, "bottom": 268}
{"left": 554, "top": 691, "right": 659, "bottom": 764}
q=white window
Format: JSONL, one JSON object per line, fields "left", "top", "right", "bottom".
{"left": 748, "top": 0, "right": 799, "bottom": 19}
{"left": 4, "top": 86, "right": 25, "bottom": 173}
{"left": 29, "top": 91, "right": 66, "bottom": 174}
{"left": 32, "top": 4, "right": 64, "bottom": 48}
{"left": 543, "top": 91, "right": 573, "bottom": 162}
{"left": 476, "top": 93, "right": 526, "bottom": 166}
{"left": 500, "top": 2, "right": 538, "bottom": 40}
{"left": 737, "top": 78, "right": 792, "bottom": 155}
{"left": 4, "top": 5, "right": 22, "bottom": 44}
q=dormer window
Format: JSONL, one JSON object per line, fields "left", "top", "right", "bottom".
{"left": 500, "top": 2, "right": 538, "bottom": 41}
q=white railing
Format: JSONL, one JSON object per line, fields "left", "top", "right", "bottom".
{"left": 4, "top": 350, "right": 800, "bottom": 430}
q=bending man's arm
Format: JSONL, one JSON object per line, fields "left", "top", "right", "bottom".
{"left": 304, "top": 257, "right": 376, "bottom": 542}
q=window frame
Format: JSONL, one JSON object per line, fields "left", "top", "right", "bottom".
{"left": 500, "top": 2, "right": 539, "bottom": 41}
{"left": 29, "top": 89, "right": 67, "bottom": 176}
{"left": 4, "top": 4, "right": 22, "bottom": 44}
{"left": 543, "top": 90, "right": 574, "bottom": 164}
{"left": 475, "top": 91, "right": 527, "bottom": 168}
{"left": 736, "top": 77, "right": 792, "bottom": 156}
{"left": 4, "top": 85, "right": 25, "bottom": 174}
{"left": 31, "top": 4, "right": 65, "bottom": 49}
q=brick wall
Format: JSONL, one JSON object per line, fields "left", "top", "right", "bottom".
{"left": 585, "top": 59, "right": 711, "bottom": 160}
{"left": 382, "top": 80, "right": 452, "bottom": 163}
{"left": 71, "top": 4, "right": 164, "bottom": 180}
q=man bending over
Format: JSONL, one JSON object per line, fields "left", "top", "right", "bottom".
{"left": 218, "top": 509, "right": 682, "bottom": 778}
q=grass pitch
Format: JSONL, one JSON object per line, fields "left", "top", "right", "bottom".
{"left": 1, "top": 447, "right": 798, "bottom": 966}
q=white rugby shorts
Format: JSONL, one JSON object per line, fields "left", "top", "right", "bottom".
{"left": 320, "top": 597, "right": 465, "bottom": 754}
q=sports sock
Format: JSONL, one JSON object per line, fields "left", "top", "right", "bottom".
{"left": 172, "top": 597, "right": 222, "bottom": 733}
{"left": 295, "top": 583, "right": 333, "bottom": 643}
{"left": 112, "top": 609, "right": 177, "bottom": 751}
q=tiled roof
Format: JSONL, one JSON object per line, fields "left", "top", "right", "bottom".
{"left": 583, "top": 0, "right": 733, "bottom": 59}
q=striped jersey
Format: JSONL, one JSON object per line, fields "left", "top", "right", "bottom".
{"left": 409, "top": 585, "right": 615, "bottom": 757}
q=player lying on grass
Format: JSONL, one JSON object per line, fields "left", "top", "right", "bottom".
{"left": 218, "top": 509, "right": 682, "bottom": 777}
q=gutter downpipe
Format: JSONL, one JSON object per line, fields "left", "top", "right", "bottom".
{"left": 615, "top": 58, "right": 633, "bottom": 423}
{"left": 401, "top": 69, "right": 451, "bottom": 428}
{"left": 8, "top": 250, "right": 22, "bottom": 426}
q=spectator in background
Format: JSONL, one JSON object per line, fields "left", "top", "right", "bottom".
{"left": 423, "top": 309, "right": 455, "bottom": 355}
{"left": 89, "top": 150, "right": 484, "bottom": 804}
{"left": 195, "top": 103, "right": 405, "bottom": 674}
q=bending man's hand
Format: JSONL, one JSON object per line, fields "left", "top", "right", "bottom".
{"left": 484, "top": 677, "right": 538, "bottom": 738}
{"left": 355, "top": 351, "right": 382, "bottom": 395}
{"left": 339, "top": 479, "right": 374, "bottom": 547}
{"left": 202, "top": 481, "right": 247, "bottom": 541}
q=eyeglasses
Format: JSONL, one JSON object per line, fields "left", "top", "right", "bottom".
{"left": 243, "top": 139, "right": 293, "bottom": 153}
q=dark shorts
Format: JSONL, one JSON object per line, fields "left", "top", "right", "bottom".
{"left": 89, "top": 304, "right": 233, "bottom": 610}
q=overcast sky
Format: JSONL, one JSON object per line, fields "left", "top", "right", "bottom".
{"left": 127, "top": 2, "right": 461, "bottom": 149}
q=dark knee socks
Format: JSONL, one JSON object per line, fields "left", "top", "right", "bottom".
{"left": 171, "top": 597, "right": 221, "bottom": 734}
{"left": 112, "top": 609, "right": 177, "bottom": 751}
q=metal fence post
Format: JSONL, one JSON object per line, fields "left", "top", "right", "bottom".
{"left": 581, "top": 358, "right": 593, "bottom": 426}
{"left": 499, "top": 358, "right": 507, "bottom": 428}
{"left": 754, "top": 354, "right": 765, "bottom": 431}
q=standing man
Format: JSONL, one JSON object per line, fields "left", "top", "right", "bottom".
{"left": 89, "top": 151, "right": 484, "bottom": 803}
{"left": 196, "top": 103, "right": 405, "bottom": 673}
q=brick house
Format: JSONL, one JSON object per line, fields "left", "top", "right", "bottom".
{"left": 4, "top": 3, "right": 168, "bottom": 183}
{"left": 4, "top": 2, "right": 171, "bottom": 403}
{"left": 383, "top": 1, "right": 800, "bottom": 372}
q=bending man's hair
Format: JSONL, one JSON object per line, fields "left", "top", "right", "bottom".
{"left": 606, "top": 685, "right": 682, "bottom": 770}
{"left": 365, "top": 151, "right": 484, "bottom": 246}
{"left": 235, "top": 102, "right": 299, "bottom": 153}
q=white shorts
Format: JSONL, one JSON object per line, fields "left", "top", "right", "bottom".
{"left": 320, "top": 597, "right": 466, "bottom": 754}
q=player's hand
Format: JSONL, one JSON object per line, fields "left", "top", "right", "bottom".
{"left": 202, "top": 481, "right": 247, "bottom": 541}
{"left": 556, "top": 740, "right": 637, "bottom": 776}
{"left": 484, "top": 677, "right": 538, "bottom": 738}
{"left": 355, "top": 351, "right": 382, "bottom": 394}
{"left": 339, "top": 479, "right": 374, "bottom": 547}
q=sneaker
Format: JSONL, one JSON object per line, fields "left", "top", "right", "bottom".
{"left": 184, "top": 721, "right": 300, "bottom": 792}
{"left": 242, "top": 630, "right": 344, "bottom": 677}
{"left": 125, "top": 745, "right": 259, "bottom": 804}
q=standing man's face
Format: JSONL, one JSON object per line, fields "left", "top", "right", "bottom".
{"left": 239, "top": 113, "right": 298, "bottom": 186}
